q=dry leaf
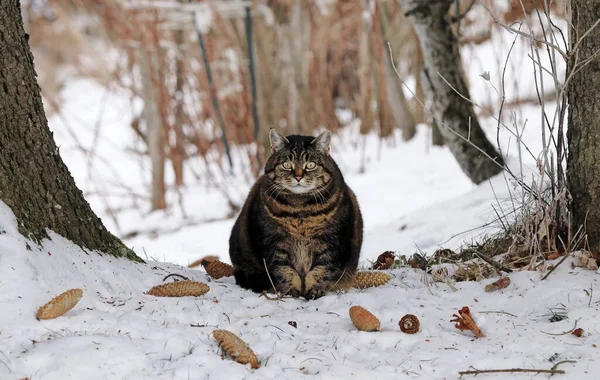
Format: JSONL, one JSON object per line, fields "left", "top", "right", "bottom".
{"left": 352, "top": 271, "right": 390, "bottom": 289}
{"left": 36, "top": 288, "right": 83, "bottom": 320}
{"left": 212, "top": 329, "right": 260, "bottom": 369}
{"left": 146, "top": 280, "right": 209, "bottom": 297}
{"left": 572, "top": 328, "right": 584, "bottom": 337}
{"left": 451, "top": 306, "right": 485, "bottom": 338}
{"left": 546, "top": 251, "right": 560, "bottom": 260}
{"left": 372, "top": 251, "right": 395, "bottom": 270}
{"left": 484, "top": 277, "right": 511, "bottom": 292}
{"left": 572, "top": 251, "right": 598, "bottom": 271}
{"left": 349, "top": 306, "right": 380, "bottom": 332}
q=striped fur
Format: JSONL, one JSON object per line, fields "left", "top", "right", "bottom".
{"left": 228, "top": 130, "right": 363, "bottom": 299}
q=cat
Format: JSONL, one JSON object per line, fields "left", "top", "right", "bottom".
{"left": 228, "top": 129, "right": 363, "bottom": 299}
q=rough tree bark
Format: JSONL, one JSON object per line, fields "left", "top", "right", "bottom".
{"left": 399, "top": 0, "right": 504, "bottom": 184}
{"left": 0, "top": 2, "right": 141, "bottom": 261}
{"left": 567, "top": 0, "right": 600, "bottom": 255}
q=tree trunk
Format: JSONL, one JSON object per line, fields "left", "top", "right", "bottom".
{"left": 172, "top": 25, "right": 186, "bottom": 187}
{"left": 0, "top": 2, "right": 140, "bottom": 261}
{"left": 358, "top": 0, "right": 374, "bottom": 135}
{"left": 379, "top": 1, "right": 417, "bottom": 141}
{"left": 137, "top": 47, "right": 167, "bottom": 210}
{"left": 567, "top": 0, "right": 600, "bottom": 255}
{"left": 400, "top": 0, "right": 504, "bottom": 184}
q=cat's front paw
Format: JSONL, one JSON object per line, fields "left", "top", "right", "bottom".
{"left": 303, "top": 287, "right": 327, "bottom": 300}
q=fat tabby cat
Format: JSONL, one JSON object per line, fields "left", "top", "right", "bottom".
{"left": 229, "top": 129, "right": 363, "bottom": 299}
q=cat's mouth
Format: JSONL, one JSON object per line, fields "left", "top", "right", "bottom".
{"left": 286, "top": 182, "right": 313, "bottom": 194}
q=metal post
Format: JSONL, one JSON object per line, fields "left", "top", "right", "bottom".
{"left": 245, "top": 6, "right": 260, "bottom": 143}
{"left": 191, "top": 3, "right": 234, "bottom": 173}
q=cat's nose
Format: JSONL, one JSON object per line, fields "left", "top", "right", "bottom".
{"left": 295, "top": 176, "right": 303, "bottom": 182}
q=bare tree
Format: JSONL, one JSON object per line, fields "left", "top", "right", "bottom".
{"left": 399, "top": 0, "right": 504, "bottom": 184}
{"left": 567, "top": 0, "right": 600, "bottom": 254}
{"left": 0, "top": 1, "right": 140, "bottom": 261}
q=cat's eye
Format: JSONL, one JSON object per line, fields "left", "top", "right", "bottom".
{"left": 282, "top": 162, "right": 293, "bottom": 170}
{"left": 305, "top": 162, "right": 317, "bottom": 170}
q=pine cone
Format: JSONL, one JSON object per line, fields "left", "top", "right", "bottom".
{"left": 352, "top": 271, "right": 390, "bottom": 289}
{"left": 36, "top": 288, "right": 83, "bottom": 320}
{"left": 146, "top": 280, "right": 209, "bottom": 297}
{"left": 202, "top": 259, "right": 234, "bottom": 279}
{"left": 189, "top": 255, "right": 219, "bottom": 268}
{"left": 349, "top": 306, "right": 380, "bottom": 332}
{"left": 212, "top": 329, "right": 260, "bottom": 369}
{"left": 399, "top": 314, "right": 420, "bottom": 334}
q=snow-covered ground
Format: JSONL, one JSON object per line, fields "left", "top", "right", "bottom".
{"left": 2, "top": 199, "right": 599, "bottom": 380}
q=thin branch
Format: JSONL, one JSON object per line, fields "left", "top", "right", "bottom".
{"left": 473, "top": 251, "right": 513, "bottom": 273}
{"left": 541, "top": 320, "right": 579, "bottom": 336}
{"left": 459, "top": 367, "right": 565, "bottom": 376}
{"left": 478, "top": 310, "right": 517, "bottom": 317}
{"left": 450, "top": 0, "right": 476, "bottom": 23}
{"left": 386, "top": 43, "right": 506, "bottom": 175}
{"left": 477, "top": 1, "right": 568, "bottom": 60}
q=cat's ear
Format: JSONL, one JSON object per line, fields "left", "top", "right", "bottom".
{"left": 269, "top": 129, "right": 289, "bottom": 152}
{"left": 311, "top": 130, "right": 332, "bottom": 154}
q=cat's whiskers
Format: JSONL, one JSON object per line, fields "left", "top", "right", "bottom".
{"left": 266, "top": 183, "right": 285, "bottom": 200}
{"left": 313, "top": 186, "right": 328, "bottom": 205}
{"left": 310, "top": 189, "right": 320, "bottom": 205}
{"left": 312, "top": 189, "right": 325, "bottom": 205}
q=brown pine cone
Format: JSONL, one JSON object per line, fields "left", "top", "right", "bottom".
{"left": 212, "top": 329, "right": 260, "bottom": 369}
{"left": 349, "top": 306, "right": 380, "bottom": 332}
{"left": 352, "top": 271, "right": 390, "bottom": 289}
{"left": 146, "top": 280, "right": 209, "bottom": 297}
{"left": 202, "top": 259, "right": 234, "bottom": 279}
{"left": 399, "top": 314, "right": 420, "bottom": 334}
{"left": 36, "top": 288, "right": 83, "bottom": 320}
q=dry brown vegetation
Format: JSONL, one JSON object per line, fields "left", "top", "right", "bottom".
{"left": 24, "top": 1, "right": 569, "bottom": 235}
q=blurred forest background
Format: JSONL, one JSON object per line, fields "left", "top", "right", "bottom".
{"left": 21, "top": 0, "right": 569, "bottom": 260}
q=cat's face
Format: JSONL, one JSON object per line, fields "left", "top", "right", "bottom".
{"left": 265, "top": 129, "right": 333, "bottom": 195}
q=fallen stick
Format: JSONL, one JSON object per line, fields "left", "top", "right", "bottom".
{"left": 473, "top": 251, "right": 513, "bottom": 273}
{"left": 459, "top": 367, "right": 565, "bottom": 377}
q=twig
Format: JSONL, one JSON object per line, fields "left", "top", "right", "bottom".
{"left": 478, "top": 311, "right": 517, "bottom": 318}
{"left": 263, "top": 258, "right": 279, "bottom": 293}
{"left": 541, "top": 320, "right": 578, "bottom": 336}
{"left": 473, "top": 251, "right": 513, "bottom": 273}
{"left": 450, "top": 0, "right": 476, "bottom": 23}
{"left": 327, "top": 268, "right": 348, "bottom": 292}
{"left": 541, "top": 251, "right": 571, "bottom": 281}
{"left": 551, "top": 360, "right": 577, "bottom": 373}
{"left": 261, "top": 291, "right": 286, "bottom": 301}
{"left": 459, "top": 367, "right": 565, "bottom": 376}
{"left": 162, "top": 273, "right": 190, "bottom": 282}
{"left": 386, "top": 43, "right": 507, "bottom": 176}
{"left": 477, "top": 1, "right": 568, "bottom": 60}
{"left": 260, "top": 258, "right": 291, "bottom": 301}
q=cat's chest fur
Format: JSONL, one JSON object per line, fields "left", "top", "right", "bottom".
{"left": 270, "top": 212, "right": 332, "bottom": 238}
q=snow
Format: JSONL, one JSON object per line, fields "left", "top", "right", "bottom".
{"left": 3, "top": 6, "right": 594, "bottom": 379}
{"left": 2, "top": 199, "right": 600, "bottom": 379}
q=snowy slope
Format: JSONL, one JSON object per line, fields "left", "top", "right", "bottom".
{"left": 1, "top": 200, "right": 599, "bottom": 380}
